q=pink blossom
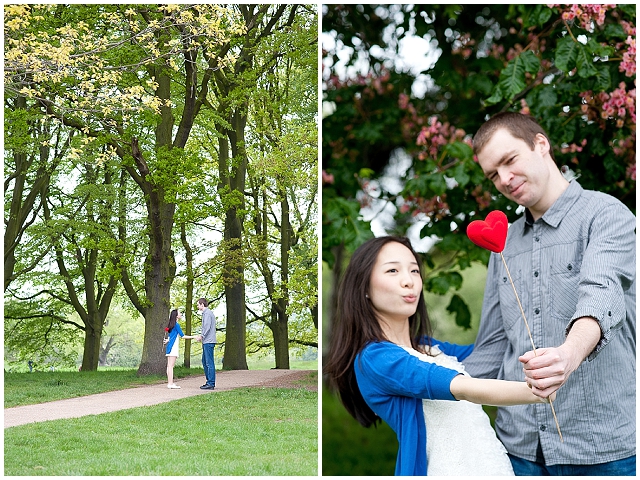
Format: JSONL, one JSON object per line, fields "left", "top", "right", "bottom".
{"left": 626, "top": 164, "right": 636, "bottom": 181}
{"left": 398, "top": 93, "right": 409, "bottom": 110}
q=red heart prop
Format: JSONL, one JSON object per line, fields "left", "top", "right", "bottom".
{"left": 467, "top": 210, "right": 508, "bottom": 253}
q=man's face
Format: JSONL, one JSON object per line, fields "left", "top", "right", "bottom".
{"left": 197, "top": 302, "right": 204, "bottom": 312}
{"left": 476, "top": 128, "right": 551, "bottom": 209}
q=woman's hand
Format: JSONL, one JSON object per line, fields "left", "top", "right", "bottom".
{"left": 530, "top": 382, "right": 557, "bottom": 404}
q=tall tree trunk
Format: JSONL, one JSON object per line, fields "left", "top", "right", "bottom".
{"left": 136, "top": 197, "right": 176, "bottom": 375}
{"left": 128, "top": 58, "right": 179, "bottom": 376}
{"left": 127, "top": 136, "right": 177, "bottom": 376}
{"left": 181, "top": 222, "right": 194, "bottom": 368}
{"left": 273, "top": 189, "right": 291, "bottom": 369}
{"left": 81, "top": 322, "right": 102, "bottom": 371}
{"left": 99, "top": 336, "right": 116, "bottom": 366}
{"left": 216, "top": 104, "right": 249, "bottom": 370}
{"left": 222, "top": 208, "right": 248, "bottom": 370}
{"left": 214, "top": 4, "right": 296, "bottom": 369}
{"left": 272, "top": 305, "right": 290, "bottom": 369}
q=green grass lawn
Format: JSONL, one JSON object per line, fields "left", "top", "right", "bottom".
{"left": 5, "top": 386, "right": 317, "bottom": 476}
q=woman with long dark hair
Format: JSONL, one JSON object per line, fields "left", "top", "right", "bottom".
{"left": 324, "top": 236, "right": 553, "bottom": 475}
{"left": 164, "top": 309, "right": 198, "bottom": 389}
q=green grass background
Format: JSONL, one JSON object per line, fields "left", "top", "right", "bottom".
{"left": 5, "top": 360, "right": 318, "bottom": 476}
{"left": 5, "top": 387, "right": 317, "bottom": 476}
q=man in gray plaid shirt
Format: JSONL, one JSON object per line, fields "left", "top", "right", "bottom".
{"left": 464, "top": 112, "right": 635, "bottom": 475}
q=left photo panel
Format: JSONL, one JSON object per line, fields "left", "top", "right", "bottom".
{"left": 4, "top": 4, "right": 319, "bottom": 476}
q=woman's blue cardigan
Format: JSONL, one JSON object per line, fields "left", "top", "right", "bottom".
{"left": 354, "top": 339, "right": 473, "bottom": 476}
{"left": 165, "top": 322, "right": 185, "bottom": 355}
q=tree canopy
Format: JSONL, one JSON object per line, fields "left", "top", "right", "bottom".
{"left": 4, "top": 4, "right": 318, "bottom": 373}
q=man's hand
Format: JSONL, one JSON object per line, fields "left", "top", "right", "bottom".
{"left": 520, "top": 316, "right": 601, "bottom": 398}
{"left": 519, "top": 346, "right": 575, "bottom": 397}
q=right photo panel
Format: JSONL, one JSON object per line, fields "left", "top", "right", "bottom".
{"left": 321, "top": 4, "right": 636, "bottom": 476}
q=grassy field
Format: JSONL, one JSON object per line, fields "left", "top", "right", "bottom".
{"left": 4, "top": 366, "right": 318, "bottom": 476}
{"left": 5, "top": 387, "right": 317, "bottom": 476}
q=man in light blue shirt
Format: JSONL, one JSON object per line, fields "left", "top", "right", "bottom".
{"left": 464, "top": 112, "right": 635, "bottom": 475}
{"left": 196, "top": 297, "right": 217, "bottom": 390}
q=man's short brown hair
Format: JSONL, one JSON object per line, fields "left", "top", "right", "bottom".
{"left": 473, "top": 112, "right": 555, "bottom": 161}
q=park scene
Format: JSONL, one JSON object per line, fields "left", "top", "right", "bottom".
{"left": 5, "top": 4, "right": 318, "bottom": 476}
{"left": 322, "top": 4, "right": 635, "bottom": 476}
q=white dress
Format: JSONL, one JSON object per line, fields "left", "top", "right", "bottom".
{"left": 401, "top": 345, "right": 515, "bottom": 476}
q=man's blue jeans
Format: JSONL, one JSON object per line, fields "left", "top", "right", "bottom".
{"left": 202, "top": 343, "right": 216, "bottom": 387}
{"left": 509, "top": 454, "right": 636, "bottom": 476}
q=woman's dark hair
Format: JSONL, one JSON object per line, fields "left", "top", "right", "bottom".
{"left": 324, "top": 236, "right": 433, "bottom": 428}
{"left": 167, "top": 309, "right": 179, "bottom": 332}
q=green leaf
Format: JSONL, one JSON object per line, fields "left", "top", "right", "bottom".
{"left": 426, "top": 271, "right": 463, "bottom": 295}
{"left": 404, "top": 175, "right": 429, "bottom": 196}
{"left": 466, "top": 73, "right": 494, "bottom": 96}
{"left": 322, "top": 197, "right": 373, "bottom": 267}
{"left": 527, "top": 4, "right": 552, "bottom": 28}
{"left": 594, "top": 64, "right": 611, "bottom": 92}
{"left": 536, "top": 5, "right": 553, "bottom": 26}
{"left": 446, "top": 294, "right": 472, "bottom": 330}
{"left": 451, "top": 161, "right": 471, "bottom": 188}
{"left": 427, "top": 173, "right": 448, "bottom": 196}
{"left": 529, "top": 85, "right": 558, "bottom": 109}
{"left": 575, "top": 40, "right": 598, "bottom": 78}
{"left": 617, "top": 3, "right": 636, "bottom": 17}
{"left": 406, "top": 172, "right": 447, "bottom": 197}
{"left": 444, "top": 141, "right": 473, "bottom": 162}
{"left": 498, "top": 51, "right": 540, "bottom": 101}
{"left": 555, "top": 36, "right": 578, "bottom": 72}
{"left": 358, "top": 168, "right": 376, "bottom": 178}
{"left": 604, "top": 23, "right": 626, "bottom": 40}
{"left": 484, "top": 85, "right": 504, "bottom": 106}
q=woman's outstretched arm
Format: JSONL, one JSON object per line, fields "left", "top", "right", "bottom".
{"left": 450, "top": 375, "right": 555, "bottom": 406}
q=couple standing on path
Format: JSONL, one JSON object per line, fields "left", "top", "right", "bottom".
{"left": 164, "top": 298, "right": 217, "bottom": 391}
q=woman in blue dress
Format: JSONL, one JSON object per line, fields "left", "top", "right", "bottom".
{"left": 164, "top": 309, "right": 198, "bottom": 389}
{"left": 324, "top": 236, "right": 553, "bottom": 475}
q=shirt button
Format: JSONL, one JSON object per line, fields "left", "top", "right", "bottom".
{"left": 540, "top": 424, "right": 547, "bottom": 431}
{"left": 567, "top": 264, "right": 573, "bottom": 271}
{"left": 535, "top": 308, "right": 540, "bottom": 315}
{"left": 503, "top": 277, "right": 507, "bottom": 283}
{"left": 534, "top": 271, "right": 539, "bottom": 277}
{"left": 535, "top": 237, "right": 540, "bottom": 242}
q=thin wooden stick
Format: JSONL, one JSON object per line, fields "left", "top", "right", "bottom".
{"left": 500, "top": 253, "right": 563, "bottom": 443}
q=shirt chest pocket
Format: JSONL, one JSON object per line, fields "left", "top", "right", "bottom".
{"left": 550, "top": 261, "right": 581, "bottom": 321}
{"left": 498, "top": 270, "right": 527, "bottom": 331}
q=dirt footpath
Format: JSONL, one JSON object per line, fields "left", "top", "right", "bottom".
{"left": 4, "top": 369, "right": 316, "bottom": 428}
